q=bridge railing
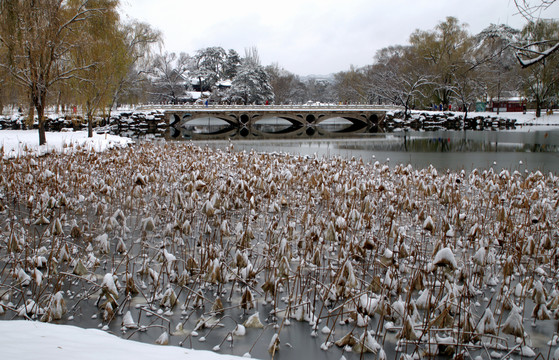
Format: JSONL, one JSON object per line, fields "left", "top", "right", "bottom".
{"left": 136, "top": 104, "right": 404, "bottom": 112}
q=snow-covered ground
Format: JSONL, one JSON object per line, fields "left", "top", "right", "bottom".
{"left": 0, "top": 321, "right": 246, "bottom": 360}
{"left": 476, "top": 110, "right": 559, "bottom": 126}
{"left": 0, "top": 130, "right": 133, "bottom": 159}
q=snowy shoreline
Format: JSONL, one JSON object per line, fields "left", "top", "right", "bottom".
{"left": 0, "top": 321, "right": 246, "bottom": 360}
{"left": 0, "top": 130, "right": 133, "bottom": 159}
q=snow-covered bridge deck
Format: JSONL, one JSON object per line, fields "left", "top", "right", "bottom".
{"left": 138, "top": 104, "right": 402, "bottom": 128}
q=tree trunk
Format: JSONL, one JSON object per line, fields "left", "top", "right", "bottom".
{"left": 37, "top": 103, "right": 46, "bottom": 145}
{"left": 88, "top": 113, "right": 93, "bottom": 138}
{"left": 87, "top": 101, "right": 93, "bottom": 138}
{"left": 536, "top": 98, "right": 542, "bottom": 118}
{"left": 27, "top": 98, "right": 35, "bottom": 129}
{"left": 34, "top": 90, "right": 47, "bottom": 145}
{"left": 404, "top": 103, "right": 409, "bottom": 120}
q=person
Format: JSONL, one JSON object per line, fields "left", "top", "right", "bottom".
{"left": 204, "top": 99, "right": 208, "bottom": 107}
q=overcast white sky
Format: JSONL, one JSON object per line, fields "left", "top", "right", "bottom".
{"left": 120, "top": 0, "right": 558, "bottom": 76}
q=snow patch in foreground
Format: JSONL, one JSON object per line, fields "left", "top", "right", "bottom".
{"left": 0, "top": 130, "right": 133, "bottom": 159}
{"left": 0, "top": 320, "right": 246, "bottom": 360}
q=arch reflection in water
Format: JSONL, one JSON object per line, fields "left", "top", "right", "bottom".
{"left": 173, "top": 117, "right": 378, "bottom": 140}
{"left": 180, "top": 117, "right": 233, "bottom": 134}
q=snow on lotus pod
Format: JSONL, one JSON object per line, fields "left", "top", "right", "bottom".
{"left": 122, "top": 311, "right": 138, "bottom": 329}
{"left": 352, "top": 330, "right": 380, "bottom": 354}
{"left": 95, "top": 233, "right": 110, "bottom": 254}
{"left": 335, "top": 331, "right": 357, "bottom": 348}
{"left": 121, "top": 274, "right": 137, "bottom": 296}
{"left": 141, "top": 217, "right": 155, "bottom": 232}
{"left": 16, "top": 268, "right": 31, "bottom": 286}
{"left": 476, "top": 308, "right": 497, "bottom": 335}
{"left": 58, "top": 244, "right": 70, "bottom": 262}
{"left": 398, "top": 315, "right": 418, "bottom": 341}
{"left": 70, "top": 224, "right": 82, "bottom": 239}
{"left": 32, "top": 268, "right": 43, "bottom": 287}
{"left": 268, "top": 333, "right": 280, "bottom": 355}
{"left": 155, "top": 331, "right": 169, "bottom": 345}
{"left": 194, "top": 315, "right": 221, "bottom": 331}
{"left": 113, "top": 208, "right": 126, "bottom": 224}
{"left": 202, "top": 199, "right": 215, "bottom": 217}
{"left": 472, "top": 247, "right": 486, "bottom": 266}
{"left": 160, "top": 288, "right": 178, "bottom": 308}
{"left": 41, "top": 291, "right": 66, "bottom": 322}
{"left": 423, "top": 215, "right": 435, "bottom": 233}
{"left": 211, "top": 297, "right": 224, "bottom": 314}
{"left": 241, "top": 288, "right": 255, "bottom": 310}
{"left": 235, "top": 250, "right": 248, "bottom": 268}
{"left": 220, "top": 219, "right": 231, "bottom": 236}
{"left": 17, "top": 299, "right": 44, "bottom": 317}
{"left": 103, "top": 302, "right": 114, "bottom": 322}
{"left": 532, "top": 303, "right": 552, "bottom": 321}
{"left": 324, "top": 222, "right": 337, "bottom": 243}
{"left": 233, "top": 324, "right": 246, "bottom": 337}
{"left": 378, "top": 348, "right": 387, "bottom": 360}
{"left": 532, "top": 280, "right": 547, "bottom": 305}
{"left": 243, "top": 312, "right": 264, "bottom": 328}
{"left": 134, "top": 173, "right": 147, "bottom": 186}
{"left": 520, "top": 346, "right": 536, "bottom": 357}
{"left": 358, "top": 294, "right": 380, "bottom": 317}
{"left": 51, "top": 218, "right": 64, "bottom": 236}
{"left": 7, "top": 232, "right": 23, "bottom": 253}
{"left": 341, "top": 260, "right": 358, "bottom": 289}
{"left": 502, "top": 306, "right": 524, "bottom": 337}
{"left": 101, "top": 273, "right": 119, "bottom": 299}
{"left": 206, "top": 258, "right": 224, "bottom": 284}
{"left": 415, "top": 289, "right": 434, "bottom": 310}
{"left": 161, "top": 248, "right": 176, "bottom": 264}
{"left": 33, "top": 215, "right": 50, "bottom": 226}
{"left": 115, "top": 238, "right": 127, "bottom": 254}
{"left": 548, "top": 292, "right": 559, "bottom": 310}
{"left": 72, "top": 259, "right": 89, "bottom": 276}
{"left": 433, "top": 247, "right": 458, "bottom": 270}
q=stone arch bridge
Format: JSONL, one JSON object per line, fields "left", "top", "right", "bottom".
{"left": 142, "top": 105, "right": 401, "bottom": 128}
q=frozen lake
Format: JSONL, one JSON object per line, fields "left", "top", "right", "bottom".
{"left": 162, "top": 125, "right": 559, "bottom": 174}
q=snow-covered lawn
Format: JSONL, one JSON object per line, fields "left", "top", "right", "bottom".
{"left": 0, "top": 130, "right": 133, "bottom": 159}
{"left": 0, "top": 321, "right": 245, "bottom": 360}
{"left": 472, "top": 111, "right": 559, "bottom": 126}
{"left": 409, "top": 109, "right": 559, "bottom": 126}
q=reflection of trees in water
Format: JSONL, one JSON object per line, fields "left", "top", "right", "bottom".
{"left": 111, "top": 125, "right": 559, "bottom": 155}
{"left": 402, "top": 137, "right": 559, "bottom": 153}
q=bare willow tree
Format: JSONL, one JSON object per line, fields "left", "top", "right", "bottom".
{"left": 0, "top": 0, "right": 116, "bottom": 145}
{"left": 514, "top": 0, "right": 559, "bottom": 67}
{"left": 367, "top": 46, "right": 434, "bottom": 118}
{"left": 72, "top": 9, "right": 161, "bottom": 137}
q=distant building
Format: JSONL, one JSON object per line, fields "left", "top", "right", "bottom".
{"left": 486, "top": 94, "right": 526, "bottom": 112}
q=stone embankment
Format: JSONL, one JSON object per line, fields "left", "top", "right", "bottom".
{"left": 385, "top": 111, "right": 517, "bottom": 129}
{"left": 0, "top": 109, "right": 517, "bottom": 132}
{"left": 0, "top": 110, "right": 166, "bottom": 131}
